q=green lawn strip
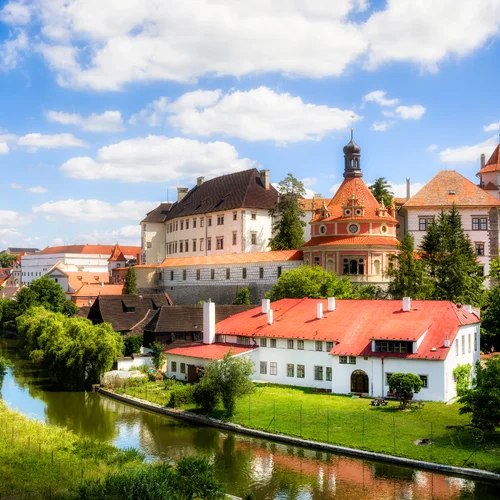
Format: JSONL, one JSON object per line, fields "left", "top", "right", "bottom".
{"left": 0, "top": 402, "right": 144, "bottom": 498}
{"left": 114, "top": 381, "right": 500, "bottom": 472}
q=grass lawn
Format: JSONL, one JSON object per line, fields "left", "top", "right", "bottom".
{"left": 0, "top": 401, "right": 144, "bottom": 498}
{"left": 115, "top": 381, "right": 500, "bottom": 473}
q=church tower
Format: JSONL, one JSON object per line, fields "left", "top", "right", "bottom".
{"left": 343, "top": 129, "right": 362, "bottom": 178}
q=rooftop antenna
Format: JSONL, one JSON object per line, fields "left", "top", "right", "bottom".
{"left": 350, "top": 115, "right": 356, "bottom": 140}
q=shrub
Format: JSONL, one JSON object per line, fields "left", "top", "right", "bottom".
{"left": 388, "top": 373, "right": 423, "bottom": 410}
{"left": 193, "top": 380, "right": 220, "bottom": 412}
{"left": 125, "top": 376, "right": 148, "bottom": 388}
{"left": 163, "top": 377, "right": 183, "bottom": 391}
{"left": 124, "top": 335, "right": 143, "bottom": 357}
{"left": 168, "top": 384, "right": 195, "bottom": 408}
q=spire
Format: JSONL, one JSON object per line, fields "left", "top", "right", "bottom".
{"left": 343, "top": 129, "right": 362, "bottom": 179}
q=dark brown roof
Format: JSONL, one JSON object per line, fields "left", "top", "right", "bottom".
{"left": 141, "top": 203, "right": 173, "bottom": 224}
{"left": 87, "top": 294, "right": 173, "bottom": 333}
{"left": 144, "top": 304, "right": 256, "bottom": 334}
{"left": 166, "top": 169, "right": 278, "bottom": 220}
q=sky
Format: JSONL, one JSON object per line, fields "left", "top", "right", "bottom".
{"left": 1, "top": 0, "right": 500, "bottom": 250}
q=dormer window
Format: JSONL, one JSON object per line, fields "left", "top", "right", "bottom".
{"left": 448, "top": 190, "right": 456, "bottom": 195}
{"left": 344, "top": 208, "right": 351, "bottom": 216}
{"left": 319, "top": 225, "right": 327, "bottom": 235}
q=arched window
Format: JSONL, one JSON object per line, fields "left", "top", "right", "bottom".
{"left": 349, "top": 259, "right": 358, "bottom": 274}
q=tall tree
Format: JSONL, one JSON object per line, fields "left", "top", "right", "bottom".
{"left": 420, "top": 206, "right": 484, "bottom": 305}
{"left": 0, "top": 253, "right": 17, "bottom": 268}
{"left": 369, "top": 177, "right": 394, "bottom": 208}
{"left": 269, "top": 173, "right": 306, "bottom": 250}
{"left": 386, "top": 233, "right": 433, "bottom": 299}
{"left": 122, "top": 268, "right": 137, "bottom": 295}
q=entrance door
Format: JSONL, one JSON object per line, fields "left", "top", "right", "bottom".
{"left": 351, "top": 370, "right": 369, "bottom": 393}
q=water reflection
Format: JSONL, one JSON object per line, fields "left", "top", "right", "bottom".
{"left": 0, "top": 339, "right": 497, "bottom": 499}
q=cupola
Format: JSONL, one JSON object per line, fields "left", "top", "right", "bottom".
{"left": 343, "top": 129, "right": 362, "bottom": 179}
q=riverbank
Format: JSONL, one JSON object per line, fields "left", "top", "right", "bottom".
{"left": 111, "top": 381, "right": 500, "bottom": 474}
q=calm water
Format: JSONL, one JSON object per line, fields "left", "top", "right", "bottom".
{"left": 0, "top": 339, "right": 497, "bottom": 499}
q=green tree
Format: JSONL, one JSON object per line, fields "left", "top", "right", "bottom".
{"left": 388, "top": 373, "right": 423, "bottom": 410}
{"left": 387, "top": 233, "right": 432, "bottom": 299}
{"left": 233, "top": 287, "right": 251, "bottom": 305}
{"left": 458, "top": 357, "right": 500, "bottom": 433}
{"left": 420, "top": 206, "right": 484, "bottom": 305}
{"left": 124, "top": 335, "right": 144, "bottom": 357}
{"left": 369, "top": 177, "right": 394, "bottom": 208}
{"left": 150, "top": 341, "right": 165, "bottom": 371}
{"left": 17, "top": 307, "right": 123, "bottom": 390}
{"left": 122, "top": 268, "right": 137, "bottom": 295}
{"left": 266, "top": 265, "right": 358, "bottom": 302}
{"left": 269, "top": 173, "right": 306, "bottom": 250}
{"left": 0, "top": 253, "right": 17, "bottom": 268}
{"left": 480, "top": 287, "right": 500, "bottom": 352}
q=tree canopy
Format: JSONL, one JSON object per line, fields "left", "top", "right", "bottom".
{"left": 233, "top": 287, "right": 251, "bottom": 305}
{"left": 0, "top": 253, "right": 17, "bottom": 268}
{"left": 388, "top": 373, "right": 423, "bottom": 410}
{"left": 122, "top": 268, "right": 137, "bottom": 295}
{"left": 369, "top": 177, "right": 394, "bottom": 208}
{"left": 269, "top": 173, "right": 306, "bottom": 251}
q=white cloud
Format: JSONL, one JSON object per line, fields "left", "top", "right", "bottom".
{"left": 60, "top": 135, "right": 257, "bottom": 183}
{"left": 0, "top": 1, "right": 31, "bottom": 24}
{"left": 484, "top": 122, "right": 500, "bottom": 133}
{"left": 0, "top": 29, "right": 28, "bottom": 71}
{"left": 167, "top": 87, "right": 360, "bottom": 144}
{"left": 27, "top": 186, "right": 48, "bottom": 193}
{"left": 77, "top": 225, "right": 141, "bottom": 245}
{"left": 427, "top": 144, "right": 438, "bottom": 151}
{"left": 0, "top": 143, "right": 9, "bottom": 154}
{"left": 10, "top": 183, "right": 23, "bottom": 189}
{"left": 17, "top": 133, "right": 88, "bottom": 149}
{"left": 439, "top": 136, "right": 498, "bottom": 164}
{"left": 0, "top": 210, "right": 33, "bottom": 227}
{"left": 129, "top": 97, "right": 169, "bottom": 126}
{"left": 46, "top": 110, "right": 124, "bottom": 132}
{"left": 33, "top": 199, "right": 158, "bottom": 222}
{"left": 362, "top": 90, "right": 399, "bottom": 107}
{"left": 371, "top": 121, "right": 391, "bottom": 131}
{"left": 390, "top": 104, "right": 426, "bottom": 120}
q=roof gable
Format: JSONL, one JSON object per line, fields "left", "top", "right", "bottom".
{"left": 141, "top": 202, "right": 173, "bottom": 224}
{"left": 478, "top": 144, "right": 500, "bottom": 175}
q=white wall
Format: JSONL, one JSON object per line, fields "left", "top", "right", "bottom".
{"left": 117, "top": 355, "right": 154, "bottom": 371}
{"left": 142, "top": 222, "right": 167, "bottom": 265}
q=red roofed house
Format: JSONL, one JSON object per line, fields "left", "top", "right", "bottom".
{"left": 302, "top": 131, "right": 400, "bottom": 284}
{"left": 72, "top": 283, "right": 124, "bottom": 307}
{"left": 165, "top": 298, "right": 480, "bottom": 402}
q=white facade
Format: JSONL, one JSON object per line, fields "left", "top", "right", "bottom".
{"left": 117, "top": 355, "right": 154, "bottom": 371}
{"left": 142, "top": 222, "right": 167, "bottom": 265}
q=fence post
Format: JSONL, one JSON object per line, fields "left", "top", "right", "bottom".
{"left": 300, "top": 402, "right": 302, "bottom": 438}
{"left": 362, "top": 411, "right": 365, "bottom": 447}
{"left": 274, "top": 400, "right": 276, "bottom": 433}
{"left": 393, "top": 416, "right": 396, "bottom": 454}
{"left": 430, "top": 422, "right": 433, "bottom": 460}
{"left": 248, "top": 396, "right": 251, "bottom": 426}
{"left": 326, "top": 410, "right": 329, "bottom": 442}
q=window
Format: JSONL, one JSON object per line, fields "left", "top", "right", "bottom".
{"left": 170, "top": 270, "right": 174, "bottom": 281}
{"left": 186, "top": 220, "right": 189, "bottom": 230}
{"left": 211, "top": 269, "right": 215, "bottom": 280}
{"left": 374, "top": 341, "right": 412, "bottom": 353}
{"left": 260, "top": 362, "right": 267, "bottom": 375}
{"left": 277, "top": 266, "right": 282, "bottom": 278}
{"left": 287, "top": 339, "right": 294, "bottom": 349}
{"left": 315, "top": 341, "right": 323, "bottom": 352}
{"left": 349, "top": 356, "right": 356, "bottom": 364}
{"left": 226, "top": 268, "right": 230, "bottom": 279}
{"left": 180, "top": 363, "right": 186, "bottom": 374}
{"left": 462, "top": 335, "right": 465, "bottom": 355}
{"left": 193, "top": 219, "right": 197, "bottom": 229}
{"left": 251, "top": 213, "right": 257, "bottom": 220}
{"left": 270, "top": 362, "right": 277, "bottom": 375}
{"left": 207, "top": 239, "right": 212, "bottom": 251}
{"left": 174, "top": 242, "right": 178, "bottom": 253}
{"left": 419, "top": 217, "right": 434, "bottom": 231}
{"left": 242, "top": 268, "right": 247, "bottom": 279}
{"left": 180, "top": 241, "right": 183, "bottom": 253}
{"left": 474, "top": 330, "right": 478, "bottom": 352}
{"left": 192, "top": 239, "right": 197, "bottom": 252}
{"left": 326, "top": 342, "right": 334, "bottom": 352}
{"left": 260, "top": 338, "right": 267, "bottom": 347}
{"left": 314, "top": 366, "right": 324, "bottom": 381}
{"left": 216, "top": 237, "right": 224, "bottom": 250}
{"left": 385, "top": 373, "right": 393, "bottom": 385}
{"left": 196, "top": 269, "right": 201, "bottom": 281}
{"left": 237, "top": 336, "right": 251, "bottom": 345}
{"left": 232, "top": 232, "right": 237, "bottom": 245}
{"left": 171, "top": 361, "right": 177, "bottom": 372}
{"left": 468, "top": 333, "right": 471, "bottom": 353}
{"left": 297, "top": 365, "right": 305, "bottom": 378}
{"left": 251, "top": 232, "right": 257, "bottom": 245}
{"left": 419, "top": 375, "right": 428, "bottom": 388}
{"left": 339, "top": 356, "right": 347, "bottom": 364}
{"left": 180, "top": 221, "right": 184, "bottom": 230}
{"left": 455, "top": 338, "right": 459, "bottom": 356}
{"left": 233, "top": 211, "right": 237, "bottom": 221}
{"left": 270, "top": 339, "right": 276, "bottom": 348}
{"left": 475, "top": 242, "right": 485, "bottom": 256}
{"left": 200, "top": 217, "right": 205, "bottom": 228}
{"left": 259, "top": 267, "right": 264, "bottom": 279}
{"left": 326, "top": 367, "right": 332, "bottom": 381}
{"left": 314, "top": 256, "right": 320, "bottom": 266}
{"left": 297, "top": 340, "right": 304, "bottom": 350}
{"left": 146, "top": 242, "right": 152, "bottom": 249}
{"left": 472, "top": 217, "right": 487, "bottom": 230}
{"left": 175, "top": 222, "right": 178, "bottom": 231}
{"left": 183, "top": 270, "right": 187, "bottom": 280}
{"left": 185, "top": 240, "right": 189, "bottom": 252}
{"left": 208, "top": 217, "right": 212, "bottom": 227}
{"left": 217, "top": 215, "right": 224, "bottom": 225}
{"left": 200, "top": 239, "right": 204, "bottom": 251}
{"left": 216, "top": 334, "right": 226, "bottom": 343}
{"left": 287, "top": 364, "right": 294, "bottom": 377}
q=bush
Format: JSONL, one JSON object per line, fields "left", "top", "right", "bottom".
{"left": 163, "top": 377, "right": 183, "bottom": 391}
{"left": 168, "top": 384, "right": 195, "bottom": 408}
{"left": 125, "top": 376, "right": 148, "bottom": 388}
{"left": 193, "top": 380, "right": 220, "bottom": 412}
{"left": 124, "top": 335, "right": 143, "bottom": 357}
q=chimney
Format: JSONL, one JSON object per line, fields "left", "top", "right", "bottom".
{"left": 402, "top": 297, "right": 411, "bottom": 312}
{"left": 197, "top": 176, "right": 204, "bottom": 186}
{"left": 327, "top": 297, "right": 336, "bottom": 311}
{"left": 262, "top": 298, "right": 270, "bottom": 314}
{"left": 316, "top": 302, "right": 323, "bottom": 319}
{"left": 406, "top": 178, "right": 411, "bottom": 201}
{"left": 463, "top": 304, "right": 472, "bottom": 313}
{"left": 177, "top": 187, "right": 188, "bottom": 202}
{"left": 203, "top": 300, "right": 216, "bottom": 344}
{"left": 260, "top": 169, "right": 270, "bottom": 190}
{"left": 480, "top": 154, "right": 486, "bottom": 170}
{"left": 444, "top": 336, "right": 451, "bottom": 348}
{"left": 101, "top": 282, "right": 104, "bottom": 287}
{"left": 267, "top": 309, "right": 273, "bottom": 325}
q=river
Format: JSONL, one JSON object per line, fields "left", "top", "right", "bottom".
{"left": 0, "top": 339, "right": 497, "bottom": 499}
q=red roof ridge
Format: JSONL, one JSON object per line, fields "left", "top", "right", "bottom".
{"left": 108, "top": 243, "right": 127, "bottom": 262}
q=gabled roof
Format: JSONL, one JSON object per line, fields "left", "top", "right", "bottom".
{"left": 403, "top": 170, "right": 500, "bottom": 207}
{"left": 478, "top": 144, "right": 500, "bottom": 175}
{"left": 108, "top": 244, "right": 127, "bottom": 262}
{"left": 166, "top": 343, "right": 255, "bottom": 360}
{"left": 159, "top": 250, "right": 303, "bottom": 268}
{"left": 141, "top": 202, "right": 173, "bottom": 224}
{"left": 0, "top": 286, "right": 22, "bottom": 299}
{"left": 165, "top": 169, "right": 278, "bottom": 220}
{"left": 72, "top": 283, "right": 124, "bottom": 297}
{"left": 215, "top": 298, "right": 479, "bottom": 361}
{"left": 303, "top": 235, "right": 400, "bottom": 248}
{"left": 49, "top": 269, "right": 110, "bottom": 292}
{"left": 38, "top": 245, "right": 141, "bottom": 257}
{"left": 1, "top": 247, "right": 40, "bottom": 254}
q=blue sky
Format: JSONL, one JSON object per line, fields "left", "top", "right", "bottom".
{"left": 1, "top": 0, "right": 500, "bottom": 249}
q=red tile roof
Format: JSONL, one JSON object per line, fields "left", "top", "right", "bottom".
{"left": 108, "top": 244, "right": 127, "bottom": 262}
{"left": 166, "top": 343, "right": 255, "bottom": 360}
{"left": 50, "top": 269, "right": 110, "bottom": 291}
{"left": 303, "top": 235, "right": 400, "bottom": 248}
{"left": 393, "top": 197, "right": 407, "bottom": 206}
{"left": 403, "top": 170, "right": 500, "bottom": 207}
{"left": 478, "top": 144, "right": 500, "bottom": 174}
{"left": 215, "top": 298, "right": 479, "bottom": 360}
{"left": 298, "top": 198, "right": 329, "bottom": 211}
{"left": 159, "top": 250, "right": 303, "bottom": 268}
{"left": 72, "top": 283, "right": 124, "bottom": 297}
{"left": 39, "top": 245, "right": 141, "bottom": 257}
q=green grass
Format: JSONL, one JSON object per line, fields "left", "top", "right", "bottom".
{"left": 0, "top": 401, "right": 145, "bottom": 498}
{"left": 115, "top": 381, "right": 500, "bottom": 473}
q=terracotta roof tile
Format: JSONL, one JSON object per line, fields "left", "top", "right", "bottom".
{"left": 61, "top": 271, "right": 110, "bottom": 291}
{"left": 478, "top": 144, "right": 500, "bottom": 174}
{"left": 303, "top": 236, "right": 400, "bottom": 248}
{"left": 108, "top": 244, "right": 127, "bottom": 262}
{"left": 403, "top": 170, "right": 500, "bottom": 207}
{"left": 72, "top": 284, "right": 124, "bottom": 297}
{"left": 159, "top": 250, "right": 303, "bottom": 268}
{"left": 39, "top": 245, "right": 141, "bottom": 257}
{"left": 298, "top": 198, "right": 329, "bottom": 211}
{"left": 393, "top": 197, "right": 407, "bottom": 206}
{"left": 166, "top": 343, "right": 255, "bottom": 360}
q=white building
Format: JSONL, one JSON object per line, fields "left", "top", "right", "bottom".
{"left": 165, "top": 298, "right": 480, "bottom": 402}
